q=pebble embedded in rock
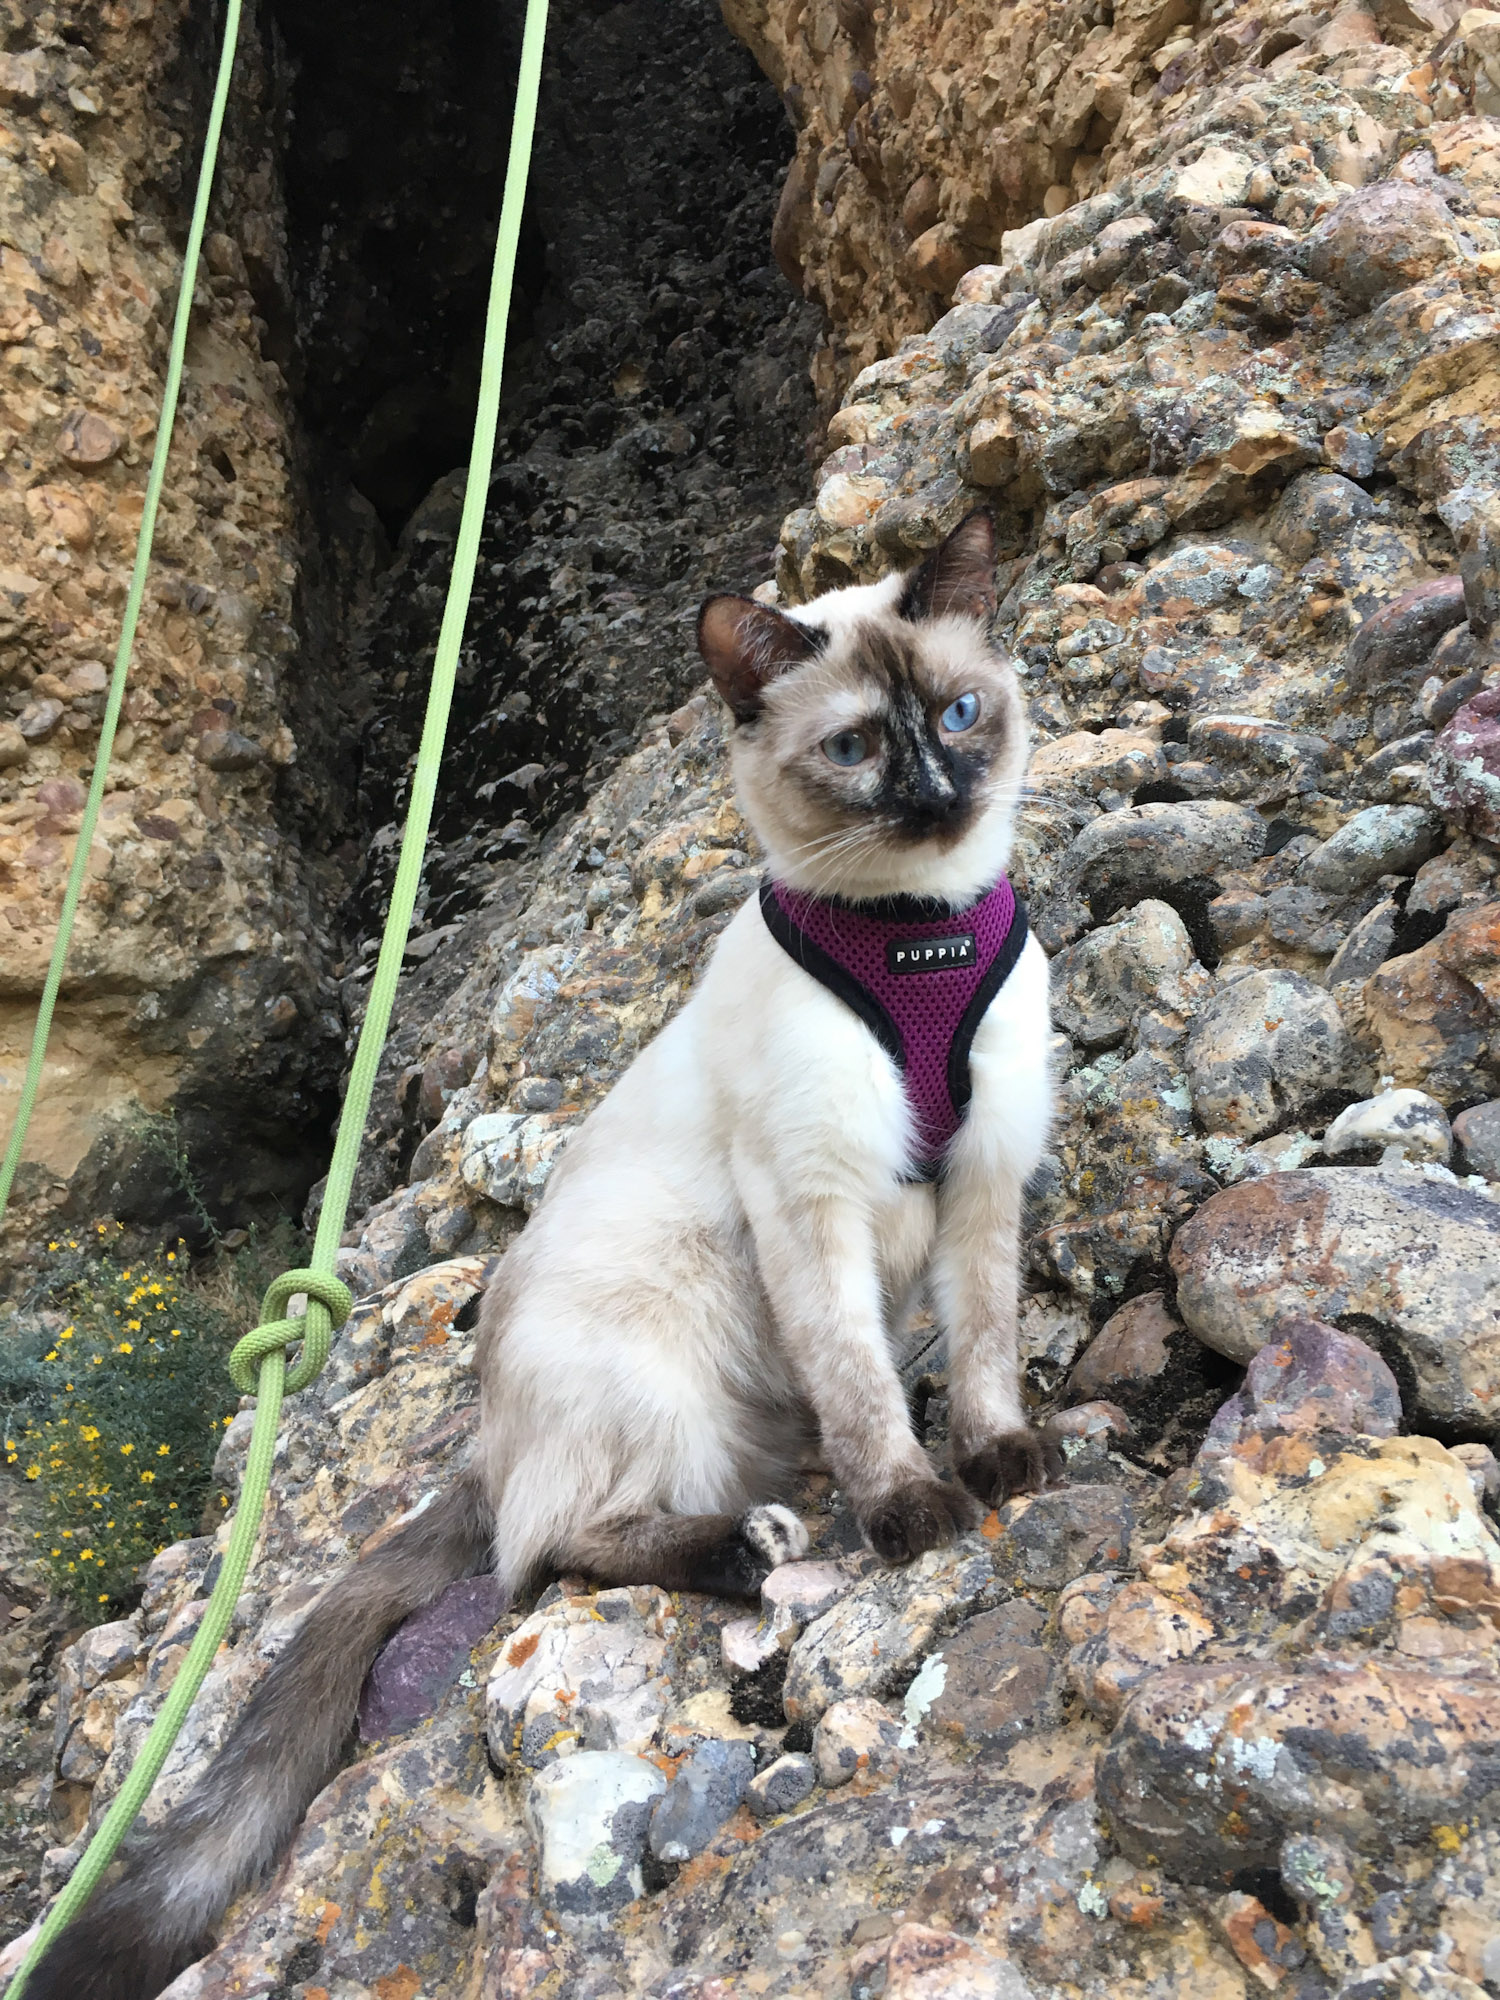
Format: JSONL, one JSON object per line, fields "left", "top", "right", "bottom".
{"left": 1300, "top": 806, "right": 1442, "bottom": 894}
{"left": 487, "top": 1583, "right": 674, "bottom": 1771}
{"left": 359, "top": 1574, "right": 507, "bottom": 1740}
{"left": 1429, "top": 688, "right": 1500, "bottom": 845}
{"left": 1062, "top": 801, "right": 1266, "bottom": 920}
{"left": 1050, "top": 899, "right": 1195, "bottom": 1051}
{"left": 1453, "top": 1100, "right": 1500, "bottom": 1180}
{"left": 812, "top": 1695, "right": 904, "bottom": 1787}
{"left": 1170, "top": 1168, "right": 1500, "bottom": 1425}
{"left": 923, "top": 1601, "right": 1058, "bottom": 1751}
{"left": 648, "top": 1736, "right": 755, "bottom": 1863}
{"left": 1186, "top": 969, "right": 1354, "bottom": 1139}
{"left": 1267, "top": 471, "right": 1374, "bottom": 562}
{"left": 525, "top": 1750, "right": 666, "bottom": 1922}
{"left": 1306, "top": 181, "right": 1462, "bottom": 304}
{"left": 1198, "top": 1319, "right": 1402, "bottom": 1453}
{"left": 1322, "top": 1088, "right": 1451, "bottom": 1165}
{"left": 745, "top": 1751, "right": 817, "bottom": 1818}
{"left": 1098, "top": 1659, "right": 1500, "bottom": 1881}
{"left": 1067, "top": 1290, "right": 1178, "bottom": 1407}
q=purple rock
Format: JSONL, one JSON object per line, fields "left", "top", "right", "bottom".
{"left": 358, "top": 1574, "right": 508, "bottom": 1740}
{"left": 1201, "top": 1318, "right": 1402, "bottom": 1455}
{"left": 1430, "top": 686, "right": 1500, "bottom": 845}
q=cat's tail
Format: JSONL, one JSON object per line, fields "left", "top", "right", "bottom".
{"left": 23, "top": 1468, "right": 494, "bottom": 2000}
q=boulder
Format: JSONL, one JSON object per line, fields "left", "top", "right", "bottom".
{"left": 1062, "top": 801, "right": 1266, "bottom": 919}
{"left": 1322, "top": 1088, "right": 1452, "bottom": 1164}
{"left": 1098, "top": 1660, "right": 1500, "bottom": 1879}
{"left": 525, "top": 1751, "right": 666, "bottom": 1922}
{"left": 1198, "top": 1320, "right": 1403, "bottom": 1452}
{"left": 1300, "top": 807, "right": 1442, "bottom": 894}
{"left": 1307, "top": 183, "right": 1462, "bottom": 303}
{"left": 1429, "top": 688, "right": 1500, "bottom": 843}
{"left": 1186, "top": 970, "right": 1355, "bottom": 1139}
{"left": 1170, "top": 1168, "right": 1500, "bottom": 1425}
{"left": 648, "top": 1737, "right": 755, "bottom": 1862}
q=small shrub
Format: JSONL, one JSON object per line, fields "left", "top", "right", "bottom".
{"left": 0, "top": 1223, "right": 296, "bottom": 1617}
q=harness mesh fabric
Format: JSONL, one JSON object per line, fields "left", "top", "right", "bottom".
{"left": 762, "top": 875, "right": 1026, "bottom": 1177}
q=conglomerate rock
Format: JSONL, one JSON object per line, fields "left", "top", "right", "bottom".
{"left": 7, "top": 0, "right": 1500, "bottom": 1994}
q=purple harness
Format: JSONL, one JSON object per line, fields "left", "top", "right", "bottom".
{"left": 760, "top": 875, "right": 1028, "bottom": 1180}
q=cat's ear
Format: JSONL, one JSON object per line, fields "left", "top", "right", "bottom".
{"left": 899, "top": 509, "right": 997, "bottom": 624}
{"left": 697, "top": 595, "right": 824, "bottom": 723}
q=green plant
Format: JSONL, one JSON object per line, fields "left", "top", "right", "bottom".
{"left": 0, "top": 1222, "right": 300, "bottom": 1616}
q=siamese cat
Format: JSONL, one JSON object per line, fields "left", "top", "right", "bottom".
{"left": 26, "top": 509, "right": 1054, "bottom": 2000}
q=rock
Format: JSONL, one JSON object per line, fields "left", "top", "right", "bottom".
{"left": 1067, "top": 1291, "right": 1177, "bottom": 1407}
{"left": 1430, "top": 688, "right": 1500, "bottom": 843}
{"left": 988, "top": 1485, "right": 1134, "bottom": 1593}
{"left": 1063, "top": 802, "right": 1266, "bottom": 920}
{"left": 782, "top": 1541, "right": 996, "bottom": 1722}
{"left": 1268, "top": 472, "right": 1374, "bottom": 562}
{"left": 193, "top": 728, "right": 262, "bottom": 771}
{"left": 1301, "top": 807, "right": 1442, "bottom": 893}
{"left": 459, "top": 1109, "right": 573, "bottom": 1212}
{"left": 1170, "top": 1168, "right": 1500, "bottom": 1425}
{"left": 1174, "top": 146, "right": 1255, "bottom": 208}
{"left": 16, "top": 699, "right": 63, "bottom": 742}
{"left": 1322, "top": 1088, "right": 1452, "bottom": 1164}
{"left": 1098, "top": 1660, "right": 1500, "bottom": 1879}
{"left": 1307, "top": 183, "right": 1462, "bottom": 304}
{"left": 648, "top": 1736, "right": 755, "bottom": 1862}
{"left": 486, "top": 1583, "right": 674, "bottom": 1770}
{"left": 1453, "top": 1099, "right": 1500, "bottom": 1178}
{"left": 1361, "top": 900, "right": 1500, "bottom": 1102}
{"left": 1199, "top": 1320, "right": 1403, "bottom": 1453}
{"left": 1028, "top": 728, "right": 1166, "bottom": 796}
{"left": 1346, "top": 577, "right": 1470, "bottom": 699}
{"left": 1050, "top": 899, "right": 1195, "bottom": 1050}
{"left": 759, "top": 1558, "right": 860, "bottom": 1646}
{"left": 873, "top": 1922, "right": 1038, "bottom": 2000}
{"left": 525, "top": 1750, "right": 666, "bottom": 1922}
{"left": 1324, "top": 425, "right": 1379, "bottom": 479}
{"left": 358, "top": 1574, "right": 507, "bottom": 1739}
{"left": 56, "top": 411, "right": 123, "bottom": 467}
{"left": 1186, "top": 970, "right": 1355, "bottom": 1139}
{"left": 812, "top": 1695, "right": 904, "bottom": 1786}
{"left": 1325, "top": 897, "right": 1400, "bottom": 988}
{"left": 745, "top": 1751, "right": 816, "bottom": 1818}
{"left": 922, "top": 1601, "right": 1058, "bottom": 1751}
{"left": 0, "top": 722, "right": 27, "bottom": 767}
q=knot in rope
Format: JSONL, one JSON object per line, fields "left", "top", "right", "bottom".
{"left": 228, "top": 1269, "right": 353, "bottom": 1397}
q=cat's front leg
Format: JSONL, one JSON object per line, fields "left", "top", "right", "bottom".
{"left": 736, "top": 1148, "right": 977, "bottom": 1561}
{"left": 932, "top": 1160, "right": 1061, "bottom": 1508}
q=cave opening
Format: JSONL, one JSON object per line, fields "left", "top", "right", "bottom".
{"left": 265, "top": 0, "right": 822, "bottom": 945}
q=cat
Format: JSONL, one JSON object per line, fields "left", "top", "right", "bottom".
{"left": 24, "top": 508, "right": 1055, "bottom": 2000}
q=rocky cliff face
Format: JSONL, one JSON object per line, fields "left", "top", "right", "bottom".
{"left": 5, "top": 0, "right": 1500, "bottom": 1994}
{"left": 0, "top": 0, "right": 815, "bottom": 1256}
{"left": 0, "top": 0, "right": 357, "bottom": 1249}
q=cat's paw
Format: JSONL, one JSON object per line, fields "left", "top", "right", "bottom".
{"left": 861, "top": 1480, "right": 980, "bottom": 1564}
{"left": 740, "top": 1503, "right": 811, "bottom": 1570}
{"left": 956, "top": 1426, "right": 1063, "bottom": 1508}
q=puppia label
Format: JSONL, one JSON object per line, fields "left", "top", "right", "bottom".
{"left": 887, "top": 932, "right": 977, "bottom": 973}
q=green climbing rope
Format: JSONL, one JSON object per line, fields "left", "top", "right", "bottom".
{"left": 3, "top": 0, "right": 551, "bottom": 1987}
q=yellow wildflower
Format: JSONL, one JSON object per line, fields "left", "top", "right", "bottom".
{"left": 140, "top": 1471, "right": 155, "bottom": 1484}
{"left": 119, "top": 1443, "right": 134, "bottom": 1456}
{"left": 117, "top": 1342, "right": 133, "bottom": 1355}
{"left": 157, "top": 1444, "right": 170, "bottom": 1456}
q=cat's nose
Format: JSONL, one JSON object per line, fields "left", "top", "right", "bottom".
{"left": 902, "top": 765, "right": 961, "bottom": 823}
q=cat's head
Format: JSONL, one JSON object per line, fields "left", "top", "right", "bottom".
{"left": 697, "top": 511, "right": 1027, "bottom": 905}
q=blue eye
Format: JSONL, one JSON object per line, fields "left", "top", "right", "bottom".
{"left": 940, "top": 693, "right": 980, "bottom": 732}
{"left": 822, "top": 728, "right": 871, "bottom": 767}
